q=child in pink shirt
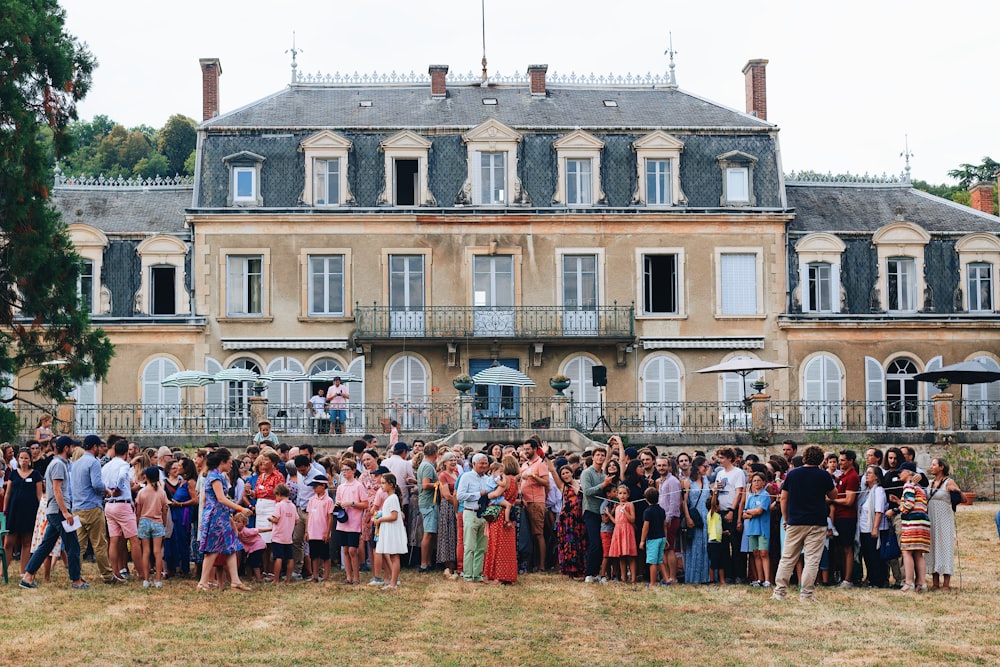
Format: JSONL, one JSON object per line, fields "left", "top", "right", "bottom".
{"left": 135, "top": 466, "right": 169, "bottom": 588}
{"left": 268, "top": 484, "right": 298, "bottom": 583}
{"left": 306, "top": 477, "right": 335, "bottom": 582}
{"left": 233, "top": 511, "right": 268, "bottom": 582}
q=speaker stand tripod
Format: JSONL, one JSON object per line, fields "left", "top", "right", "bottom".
{"left": 589, "top": 386, "right": 612, "bottom": 433}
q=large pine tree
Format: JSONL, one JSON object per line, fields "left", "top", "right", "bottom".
{"left": 0, "top": 0, "right": 113, "bottom": 421}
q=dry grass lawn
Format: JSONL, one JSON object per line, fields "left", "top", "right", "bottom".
{"left": 1, "top": 505, "right": 998, "bottom": 667}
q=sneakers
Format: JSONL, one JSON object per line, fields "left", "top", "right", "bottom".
{"left": 154, "top": 581, "right": 163, "bottom": 589}
{"left": 119, "top": 568, "right": 130, "bottom": 580}
{"left": 762, "top": 581, "right": 772, "bottom": 588}
{"left": 368, "top": 578, "right": 385, "bottom": 586}
{"left": 290, "top": 573, "right": 304, "bottom": 581}
{"left": 19, "top": 579, "right": 37, "bottom": 589}
{"left": 142, "top": 580, "right": 151, "bottom": 588}
{"left": 381, "top": 584, "right": 398, "bottom": 590}
{"left": 584, "top": 576, "right": 595, "bottom": 583}
{"left": 442, "top": 568, "right": 452, "bottom": 577}
{"left": 71, "top": 582, "right": 91, "bottom": 590}
{"left": 599, "top": 577, "right": 608, "bottom": 584}
{"left": 750, "top": 580, "right": 762, "bottom": 588}
{"left": 838, "top": 581, "right": 854, "bottom": 589}
{"left": 771, "top": 590, "right": 786, "bottom": 601}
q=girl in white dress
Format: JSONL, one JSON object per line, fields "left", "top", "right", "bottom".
{"left": 374, "top": 473, "right": 407, "bottom": 590}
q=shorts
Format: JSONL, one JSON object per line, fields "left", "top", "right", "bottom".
{"left": 420, "top": 505, "right": 439, "bottom": 533}
{"left": 271, "top": 542, "right": 293, "bottom": 561}
{"left": 137, "top": 518, "right": 165, "bottom": 540}
{"left": 308, "top": 539, "right": 330, "bottom": 561}
{"left": 600, "top": 531, "right": 613, "bottom": 556}
{"left": 707, "top": 542, "right": 725, "bottom": 570}
{"left": 525, "top": 502, "right": 545, "bottom": 537}
{"left": 833, "top": 518, "right": 857, "bottom": 547}
{"left": 329, "top": 409, "right": 346, "bottom": 424}
{"left": 338, "top": 530, "right": 361, "bottom": 549}
{"left": 664, "top": 517, "right": 681, "bottom": 550}
{"left": 105, "top": 502, "right": 138, "bottom": 539}
{"left": 245, "top": 549, "right": 263, "bottom": 570}
{"left": 748, "top": 534, "right": 769, "bottom": 551}
{"left": 645, "top": 537, "right": 666, "bottom": 565}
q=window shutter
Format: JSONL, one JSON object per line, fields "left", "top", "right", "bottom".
{"left": 803, "top": 357, "right": 824, "bottom": 402}
{"left": 865, "top": 356, "right": 885, "bottom": 428}
{"left": 565, "top": 356, "right": 599, "bottom": 403}
{"left": 721, "top": 254, "right": 757, "bottom": 314}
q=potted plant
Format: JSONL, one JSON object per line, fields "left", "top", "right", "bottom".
{"left": 452, "top": 374, "right": 474, "bottom": 395}
{"left": 945, "top": 443, "right": 996, "bottom": 503}
{"left": 549, "top": 374, "right": 571, "bottom": 396}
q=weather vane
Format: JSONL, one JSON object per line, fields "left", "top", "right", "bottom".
{"left": 900, "top": 134, "right": 914, "bottom": 182}
{"left": 664, "top": 32, "right": 678, "bottom": 88}
{"left": 480, "top": 0, "right": 489, "bottom": 85}
{"left": 286, "top": 31, "right": 302, "bottom": 84}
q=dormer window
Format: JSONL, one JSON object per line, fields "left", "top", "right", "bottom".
{"left": 716, "top": 150, "right": 758, "bottom": 206}
{"left": 872, "top": 221, "right": 930, "bottom": 314}
{"left": 300, "top": 130, "right": 353, "bottom": 207}
{"left": 553, "top": 130, "right": 605, "bottom": 207}
{"left": 461, "top": 119, "right": 524, "bottom": 207}
{"left": 632, "top": 131, "right": 684, "bottom": 206}
{"left": 223, "top": 151, "right": 265, "bottom": 207}
{"left": 378, "top": 130, "right": 434, "bottom": 207}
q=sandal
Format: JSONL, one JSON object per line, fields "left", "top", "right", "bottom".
{"left": 230, "top": 582, "right": 252, "bottom": 591}
{"left": 899, "top": 584, "right": 914, "bottom": 592}
{"left": 196, "top": 583, "right": 212, "bottom": 592}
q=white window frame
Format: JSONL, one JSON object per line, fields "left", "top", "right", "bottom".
{"left": 233, "top": 167, "right": 256, "bottom": 202}
{"left": 634, "top": 247, "right": 685, "bottom": 318}
{"left": 378, "top": 130, "right": 433, "bottom": 206}
{"left": 794, "top": 233, "right": 845, "bottom": 314}
{"left": 300, "top": 130, "right": 353, "bottom": 206}
{"left": 553, "top": 129, "right": 605, "bottom": 207}
{"left": 886, "top": 256, "right": 917, "bottom": 313}
{"left": 967, "top": 262, "right": 993, "bottom": 312}
{"left": 872, "top": 221, "right": 929, "bottom": 313}
{"left": 956, "top": 232, "right": 1000, "bottom": 313}
{"left": 78, "top": 259, "right": 94, "bottom": 313}
{"left": 313, "top": 158, "right": 340, "bottom": 206}
{"left": 715, "top": 248, "right": 763, "bottom": 317}
{"left": 221, "top": 249, "right": 270, "bottom": 319}
{"left": 67, "top": 224, "right": 109, "bottom": 315}
{"left": 632, "top": 131, "right": 685, "bottom": 206}
{"left": 477, "top": 152, "right": 508, "bottom": 205}
{"left": 136, "top": 235, "right": 190, "bottom": 315}
{"left": 565, "top": 158, "right": 593, "bottom": 205}
{"left": 299, "top": 248, "right": 352, "bottom": 320}
{"left": 645, "top": 159, "right": 672, "bottom": 205}
{"left": 716, "top": 150, "right": 758, "bottom": 206}
{"left": 223, "top": 151, "right": 265, "bottom": 207}
{"left": 462, "top": 119, "right": 522, "bottom": 207}
{"left": 307, "top": 255, "right": 346, "bottom": 317}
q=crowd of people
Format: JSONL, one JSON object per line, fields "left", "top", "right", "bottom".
{"left": 0, "top": 416, "right": 980, "bottom": 599}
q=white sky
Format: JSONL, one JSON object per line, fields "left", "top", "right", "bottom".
{"left": 60, "top": 0, "right": 998, "bottom": 185}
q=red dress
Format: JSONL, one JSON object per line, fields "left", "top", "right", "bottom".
{"left": 483, "top": 481, "right": 518, "bottom": 583}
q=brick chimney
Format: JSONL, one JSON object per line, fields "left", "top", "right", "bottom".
{"left": 970, "top": 182, "right": 996, "bottom": 214}
{"left": 429, "top": 65, "right": 449, "bottom": 98}
{"left": 200, "top": 58, "right": 222, "bottom": 121}
{"left": 528, "top": 64, "right": 548, "bottom": 96}
{"left": 742, "top": 59, "right": 768, "bottom": 120}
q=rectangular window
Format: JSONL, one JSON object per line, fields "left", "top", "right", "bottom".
{"left": 806, "top": 262, "right": 833, "bottom": 312}
{"left": 968, "top": 262, "right": 993, "bottom": 312}
{"left": 887, "top": 257, "right": 916, "bottom": 312}
{"left": 645, "top": 159, "right": 671, "bottom": 205}
{"left": 642, "top": 254, "right": 678, "bottom": 314}
{"left": 151, "top": 266, "right": 176, "bottom": 315}
{"left": 394, "top": 159, "right": 418, "bottom": 206}
{"left": 78, "top": 259, "right": 94, "bottom": 313}
{"left": 477, "top": 152, "right": 506, "bottom": 205}
{"left": 566, "top": 158, "right": 592, "bottom": 205}
{"left": 314, "top": 158, "right": 340, "bottom": 205}
{"left": 726, "top": 167, "right": 750, "bottom": 203}
{"left": 308, "top": 255, "right": 345, "bottom": 316}
{"left": 720, "top": 253, "right": 757, "bottom": 315}
{"left": 227, "top": 255, "right": 263, "bottom": 316}
{"left": 233, "top": 167, "right": 256, "bottom": 202}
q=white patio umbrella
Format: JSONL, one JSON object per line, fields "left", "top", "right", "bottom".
{"left": 694, "top": 358, "right": 789, "bottom": 403}
{"left": 472, "top": 364, "right": 536, "bottom": 387}
{"left": 258, "top": 369, "right": 311, "bottom": 383}
{"left": 308, "top": 370, "right": 363, "bottom": 383}
{"left": 213, "top": 368, "right": 261, "bottom": 383}
{"left": 161, "top": 370, "right": 216, "bottom": 387}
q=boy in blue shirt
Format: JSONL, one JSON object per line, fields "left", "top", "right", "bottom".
{"left": 639, "top": 486, "right": 670, "bottom": 586}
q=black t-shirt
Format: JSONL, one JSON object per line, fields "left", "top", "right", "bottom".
{"left": 782, "top": 466, "right": 834, "bottom": 526}
{"left": 643, "top": 504, "right": 666, "bottom": 540}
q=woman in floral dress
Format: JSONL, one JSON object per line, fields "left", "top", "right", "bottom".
{"left": 197, "top": 448, "right": 253, "bottom": 591}
{"left": 435, "top": 452, "right": 459, "bottom": 573}
{"left": 555, "top": 465, "right": 586, "bottom": 578}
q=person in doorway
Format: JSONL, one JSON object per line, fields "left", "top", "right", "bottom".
{"left": 326, "top": 377, "right": 349, "bottom": 435}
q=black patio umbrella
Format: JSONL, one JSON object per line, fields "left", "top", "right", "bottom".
{"left": 912, "top": 360, "right": 1000, "bottom": 388}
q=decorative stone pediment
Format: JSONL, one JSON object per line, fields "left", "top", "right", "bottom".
{"left": 632, "top": 130, "right": 684, "bottom": 152}
{"left": 553, "top": 129, "right": 605, "bottom": 151}
{"left": 956, "top": 232, "right": 1000, "bottom": 254}
{"left": 67, "top": 223, "right": 108, "bottom": 248}
{"left": 222, "top": 151, "right": 266, "bottom": 166}
{"left": 716, "top": 149, "right": 758, "bottom": 165}
{"left": 794, "top": 232, "right": 846, "bottom": 255}
{"left": 298, "top": 131, "right": 352, "bottom": 152}
{"left": 379, "top": 130, "right": 431, "bottom": 151}
{"left": 872, "top": 221, "right": 931, "bottom": 246}
{"left": 462, "top": 119, "right": 522, "bottom": 146}
{"left": 136, "top": 235, "right": 187, "bottom": 257}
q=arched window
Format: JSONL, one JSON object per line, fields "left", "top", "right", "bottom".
{"left": 141, "top": 357, "right": 181, "bottom": 432}
{"left": 886, "top": 358, "right": 919, "bottom": 429}
{"left": 802, "top": 355, "right": 843, "bottom": 428}
{"left": 205, "top": 357, "right": 225, "bottom": 430}
{"left": 346, "top": 357, "right": 365, "bottom": 433}
{"left": 387, "top": 355, "right": 428, "bottom": 430}
{"left": 70, "top": 378, "right": 99, "bottom": 433}
{"left": 563, "top": 355, "right": 600, "bottom": 429}
{"left": 641, "top": 355, "right": 682, "bottom": 431}
{"left": 227, "top": 358, "right": 261, "bottom": 432}
{"left": 964, "top": 356, "right": 1000, "bottom": 428}
{"left": 264, "top": 357, "right": 307, "bottom": 432}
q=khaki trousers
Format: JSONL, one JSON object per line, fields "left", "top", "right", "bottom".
{"left": 75, "top": 506, "right": 112, "bottom": 580}
{"left": 774, "top": 524, "right": 827, "bottom": 599}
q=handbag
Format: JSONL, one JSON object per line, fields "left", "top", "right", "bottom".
{"left": 480, "top": 504, "right": 503, "bottom": 523}
{"left": 878, "top": 528, "right": 901, "bottom": 560}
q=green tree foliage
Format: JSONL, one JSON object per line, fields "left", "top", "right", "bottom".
{"left": 0, "top": 0, "right": 114, "bottom": 404}
{"left": 157, "top": 114, "right": 197, "bottom": 175}
{"left": 948, "top": 157, "right": 1000, "bottom": 190}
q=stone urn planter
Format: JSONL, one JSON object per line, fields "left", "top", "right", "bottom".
{"left": 453, "top": 375, "right": 474, "bottom": 395}
{"left": 549, "top": 376, "right": 571, "bottom": 396}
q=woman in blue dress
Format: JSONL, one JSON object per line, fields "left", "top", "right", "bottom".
{"left": 197, "top": 448, "right": 253, "bottom": 591}
{"left": 681, "top": 456, "right": 711, "bottom": 584}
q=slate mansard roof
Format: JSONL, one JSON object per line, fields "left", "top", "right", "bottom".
{"left": 787, "top": 183, "right": 1000, "bottom": 235}
{"left": 50, "top": 185, "right": 192, "bottom": 235}
{"left": 200, "top": 83, "right": 775, "bottom": 131}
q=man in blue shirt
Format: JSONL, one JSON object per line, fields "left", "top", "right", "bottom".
{"left": 455, "top": 453, "right": 492, "bottom": 582}
{"left": 72, "top": 434, "right": 113, "bottom": 583}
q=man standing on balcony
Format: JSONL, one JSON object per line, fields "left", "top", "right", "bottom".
{"left": 72, "top": 434, "right": 113, "bottom": 584}
{"left": 326, "top": 377, "right": 349, "bottom": 435}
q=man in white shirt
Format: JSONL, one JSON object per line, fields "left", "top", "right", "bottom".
{"left": 102, "top": 440, "right": 140, "bottom": 582}
{"left": 714, "top": 446, "right": 746, "bottom": 583}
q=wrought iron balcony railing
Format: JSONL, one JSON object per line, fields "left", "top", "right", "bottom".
{"left": 354, "top": 304, "right": 634, "bottom": 340}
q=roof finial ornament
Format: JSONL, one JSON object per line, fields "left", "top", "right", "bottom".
{"left": 286, "top": 31, "right": 302, "bottom": 84}
{"left": 664, "top": 32, "right": 678, "bottom": 88}
{"left": 480, "top": 0, "right": 489, "bottom": 86}
{"left": 900, "top": 134, "right": 914, "bottom": 183}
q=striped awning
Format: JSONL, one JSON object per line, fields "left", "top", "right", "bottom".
{"left": 640, "top": 337, "right": 765, "bottom": 350}
{"left": 222, "top": 339, "right": 350, "bottom": 351}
